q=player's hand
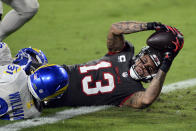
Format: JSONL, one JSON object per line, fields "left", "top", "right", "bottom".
{"left": 21, "top": 54, "right": 34, "bottom": 74}
{"left": 13, "top": 50, "right": 33, "bottom": 74}
{"left": 13, "top": 47, "right": 48, "bottom": 75}
{"left": 163, "top": 52, "right": 174, "bottom": 61}
{"left": 164, "top": 25, "right": 184, "bottom": 57}
{"left": 13, "top": 52, "right": 34, "bottom": 74}
{"left": 13, "top": 47, "right": 48, "bottom": 66}
{"left": 147, "top": 22, "right": 166, "bottom": 31}
{"left": 159, "top": 52, "right": 174, "bottom": 73}
{"left": 13, "top": 49, "right": 30, "bottom": 66}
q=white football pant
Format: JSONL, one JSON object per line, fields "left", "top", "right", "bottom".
{"left": 0, "top": 0, "right": 39, "bottom": 41}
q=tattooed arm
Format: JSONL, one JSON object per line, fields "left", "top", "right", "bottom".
{"left": 122, "top": 70, "right": 166, "bottom": 109}
{"left": 107, "top": 21, "right": 148, "bottom": 52}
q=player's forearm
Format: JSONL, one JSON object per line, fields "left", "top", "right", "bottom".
{"left": 123, "top": 70, "right": 165, "bottom": 109}
{"left": 110, "top": 21, "right": 148, "bottom": 35}
{"left": 142, "top": 70, "right": 166, "bottom": 105}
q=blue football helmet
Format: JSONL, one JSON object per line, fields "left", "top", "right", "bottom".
{"left": 13, "top": 47, "right": 48, "bottom": 74}
{"left": 28, "top": 64, "right": 69, "bottom": 100}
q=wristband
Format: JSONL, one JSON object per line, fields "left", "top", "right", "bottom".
{"left": 147, "top": 22, "right": 155, "bottom": 30}
{"left": 159, "top": 59, "right": 172, "bottom": 73}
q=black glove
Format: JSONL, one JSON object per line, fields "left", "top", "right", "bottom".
{"left": 160, "top": 25, "right": 184, "bottom": 73}
{"left": 147, "top": 22, "right": 166, "bottom": 31}
{"left": 165, "top": 25, "right": 184, "bottom": 57}
{"left": 159, "top": 52, "right": 174, "bottom": 73}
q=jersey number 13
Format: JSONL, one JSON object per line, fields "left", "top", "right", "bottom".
{"left": 79, "top": 61, "right": 115, "bottom": 95}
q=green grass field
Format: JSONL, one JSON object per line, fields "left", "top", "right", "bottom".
{"left": 26, "top": 86, "right": 196, "bottom": 131}
{"left": 1, "top": 0, "right": 196, "bottom": 130}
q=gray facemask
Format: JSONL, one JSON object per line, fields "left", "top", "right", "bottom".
{"left": 129, "top": 46, "right": 161, "bottom": 82}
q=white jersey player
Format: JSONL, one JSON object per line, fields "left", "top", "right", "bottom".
{"left": 0, "top": 0, "right": 39, "bottom": 41}
{"left": 0, "top": 64, "right": 41, "bottom": 120}
{"left": 0, "top": 43, "right": 69, "bottom": 120}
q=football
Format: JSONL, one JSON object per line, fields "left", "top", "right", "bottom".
{"left": 146, "top": 31, "right": 176, "bottom": 51}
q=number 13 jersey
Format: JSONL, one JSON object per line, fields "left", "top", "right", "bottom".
{"left": 49, "top": 42, "right": 145, "bottom": 107}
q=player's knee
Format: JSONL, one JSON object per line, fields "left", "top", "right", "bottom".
{"left": 19, "top": 8, "right": 38, "bottom": 21}
{"left": 24, "top": 4, "right": 39, "bottom": 18}
{"left": 27, "top": 7, "right": 38, "bottom": 18}
{"left": 29, "top": 5, "right": 39, "bottom": 14}
{"left": 28, "top": 1, "right": 39, "bottom": 14}
{"left": 17, "top": 0, "right": 39, "bottom": 19}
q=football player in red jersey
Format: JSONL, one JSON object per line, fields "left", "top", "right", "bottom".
{"left": 45, "top": 21, "right": 184, "bottom": 109}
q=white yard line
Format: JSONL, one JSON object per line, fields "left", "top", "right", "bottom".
{"left": 0, "top": 78, "right": 196, "bottom": 131}
{"left": 161, "top": 78, "right": 196, "bottom": 93}
{"left": 0, "top": 106, "right": 111, "bottom": 131}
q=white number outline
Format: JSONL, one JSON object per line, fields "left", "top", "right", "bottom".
{"left": 79, "top": 61, "right": 116, "bottom": 96}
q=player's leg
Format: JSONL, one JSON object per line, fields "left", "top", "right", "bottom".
{"left": 0, "top": 0, "right": 39, "bottom": 41}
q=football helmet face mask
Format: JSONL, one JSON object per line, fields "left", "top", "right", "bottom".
{"left": 28, "top": 64, "right": 69, "bottom": 101}
{"left": 130, "top": 46, "right": 161, "bottom": 82}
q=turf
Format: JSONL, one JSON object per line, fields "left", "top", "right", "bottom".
{"left": 18, "top": 86, "right": 196, "bottom": 131}
{"left": 4, "top": 0, "right": 196, "bottom": 84}
{"left": 0, "top": 0, "right": 196, "bottom": 130}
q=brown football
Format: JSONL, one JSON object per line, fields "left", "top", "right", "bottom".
{"left": 146, "top": 31, "right": 176, "bottom": 50}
